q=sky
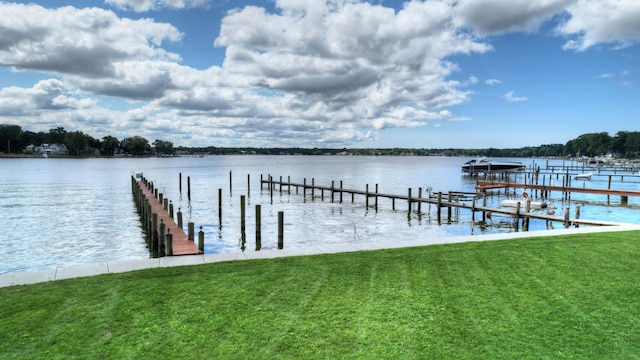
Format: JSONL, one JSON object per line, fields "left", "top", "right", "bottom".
{"left": 0, "top": 0, "right": 638, "bottom": 149}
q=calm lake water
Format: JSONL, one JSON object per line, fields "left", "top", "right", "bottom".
{"left": 1, "top": 156, "right": 639, "bottom": 274}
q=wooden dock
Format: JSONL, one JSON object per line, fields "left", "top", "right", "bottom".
{"left": 476, "top": 180, "right": 640, "bottom": 202}
{"left": 132, "top": 176, "right": 202, "bottom": 257}
{"left": 261, "top": 176, "right": 629, "bottom": 228}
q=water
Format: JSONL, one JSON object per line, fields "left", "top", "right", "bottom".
{"left": 1, "top": 156, "right": 639, "bottom": 274}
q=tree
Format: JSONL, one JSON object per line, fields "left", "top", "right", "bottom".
{"left": 47, "top": 127, "right": 67, "bottom": 144}
{"left": 0, "top": 124, "right": 22, "bottom": 153}
{"left": 153, "top": 139, "right": 175, "bottom": 156}
{"left": 121, "top": 136, "right": 150, "bottom": 156}
{"left": 65, "top": 131, "right": 88, "bottom": 156}
{"left": 102, "top": 136, "right": 119, "bottom": 156}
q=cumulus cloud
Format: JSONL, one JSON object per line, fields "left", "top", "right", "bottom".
{"left": 454, "top": 0, "right": 573, "bottom": 35}
{"left": 3, "top": 0, "right": 638, "bottom": 148}
{"left": 0, "top": 3, "right": 182, "bottom": 77}
{"left": 213, "top": 0, "right": 491, "bottom": 141}
{"left": 557, "top": 0, "right": 640, "bottom": 50}
{"left": 105, "top": 0, "right": 208, "bottom": 12}
{"left": 502, "top": 91, "right": 527, "bottom": 102}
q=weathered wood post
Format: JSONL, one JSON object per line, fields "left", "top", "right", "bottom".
{"left": 188, "top": 221, "right": 195, "bottom": 242}
{"left": 218, "top": 188, "right": 222, "bottom": 223}
{"left": 331, "top": 181, "right": 335, "bottom": 203}
{"left": 151, "top": 213, "right": 159, "bottom": 258}
{"left": 247, "top": 174, "right": 251, "bottom": 196}
{"left": 280, "top": 175, "right": 283, "bottom": 193}
{"left": 169, "top": 201, "right": 174, "bottom": 219}
{"left": 198, "top": 226, "right": 204, "bottom": 253}
{"left": 278, "top": 211, "right": 284, "bottom": 249}
{"left": 437, "top": 192, "right": 442, "bottom": 223}
{"left": 229, "top": 171, "right": 232, "bottom": 193}
{"left": 255, "top": 204, "right": 262, "bottom": 251}
{"left": 311, "top": 178, "right": 315, "bottom": 197}
{"left": 375, "top": 184, "right": 379, "bottom": 209}
{"left": 408, "top": 188, "right": 412, "bottom": 212}
{"left": 515, "top": 201, "right": 521, "bottom": 231}
{"left": 482, "top": 193, "right": 487, "bottom": 222}
{"left": 159, "top": 219, "right": 166, "bottom": 257}
{"left": 575, "top": 205, "right": 581, "bottom": 228}
{"left": 187, "top": 176, "right": 191, "bottom": 200}
{"left": 471, "top": 197, "right": 476, "bottom": 222}
{"left": 269, "top": 175, "right": 273, "bottom": 200}
{"left": 564, "top": 207, "right": 570, "bottom": 228}
{"left": 524, "top": 200, "right": 531, "bottom": 231}
{"left": 447, "top": 192, "right": 452, "bottom": 221}
{"left": 240, "top": 194, "right": 246, "bottom": 234}
{"left": 418, "top": 187, "right": 422, "bottom": 213}
{"left": 177, "top": 207, "right": 183, "bottom": 229}
{"left": 165, "top": 228, "right": 173, "bottom": 256}
{"left": 366, "top": 184, "right": 369, "bottom": 207}
{"left": 340, "top": 181, "right": 343, "bottom": 203}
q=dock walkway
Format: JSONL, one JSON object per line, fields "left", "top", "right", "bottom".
{"left": 133, "top": 177, "right": 201, "bottom": 256}
{"left": 476, "top": 181, "right": 640, "bottom": 199}
{"left": 261, "top": 177, "right": 628, "bottom": 227}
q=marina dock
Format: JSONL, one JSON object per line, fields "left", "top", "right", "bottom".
{"left": 132, "top": 176, "right": 202, "bottom": 257}
{"left": 261, "top": 175, "right": 629, "bottom": 228}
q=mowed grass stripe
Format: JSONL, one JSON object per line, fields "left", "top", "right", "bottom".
{"left": 1, "top": 231, "right": 640, "bottom": 359}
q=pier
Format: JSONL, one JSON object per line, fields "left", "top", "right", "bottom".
{"left": 132, "top": 175, "right": 202, "bottom": 257}
{"left": 260, "top": 175, "right": 628, "bottom": 229}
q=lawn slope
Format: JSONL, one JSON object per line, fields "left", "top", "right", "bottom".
{"left": 1, "top": 231, "right": 639, "bottom": 359}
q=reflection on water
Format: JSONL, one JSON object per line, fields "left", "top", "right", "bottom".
{"left": 1, "top": 156, "right": 639, "bottom": 274}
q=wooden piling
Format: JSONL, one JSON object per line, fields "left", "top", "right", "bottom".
{"left": 240, "top": 195, "right": 246, "bottom": 239}
{"left": 165, "top": 229, "right": 173, "bottom": 256}
{"left": 255, "top": 204, "right": 262, "bottom": 251}
{"left": 278, "top": 211, "right": 284, "bottom": 249}
{"left": 198, "top": 226, "right": 204, "bottom": 253}
{"left": 188, "top": 222, "right": 195, "bottom": 241}
{"left": 218, "top": 188, "right": 222, "bottom": 222}
{"left": 187, "top": 176, "right": 191, "bottom": 200}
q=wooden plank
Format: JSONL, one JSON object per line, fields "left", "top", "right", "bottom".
{"left": 136, "top": 180, "right": 201, "bottom": 256}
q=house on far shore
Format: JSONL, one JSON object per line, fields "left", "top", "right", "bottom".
{"left": 24, "top": 143, "right": 69, "bottom": 156}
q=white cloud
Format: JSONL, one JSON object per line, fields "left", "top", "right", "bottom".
{"left": 557, "top": 0, "right": 640, "bottom": 50}
{"left": 105, "top": 0, "right": 208, "bottom": 12}
{"left": 454, "top": 0, "right": 573, "bottom": 35}
{"left": 485, "top": 79, "right": 502, "bottom": 85}
{"left": 594, "top": 73, "right": 614, "bottom": 79}
{"left": 502, "top": 91, "right": 527, "bottom": 102}
{"left": 0, "top": 3, "right": 182, "bottom": 77}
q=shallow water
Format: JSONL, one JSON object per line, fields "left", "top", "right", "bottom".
{"left": 1, "top": 156, "right": 638, "bottom": 273}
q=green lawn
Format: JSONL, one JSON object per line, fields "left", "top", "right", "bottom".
{"left": 2, "top": 231, "right": 640, "bottom": 359}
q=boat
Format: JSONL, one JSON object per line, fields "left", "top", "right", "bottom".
{"left": 499, "top": 199, "right": 548, "bottom": 210}
{"left": 574, "top": 172, "right": 593, "bottom": 180}
{"left": 461, "top": 158, "right": 525, "bottom": 174}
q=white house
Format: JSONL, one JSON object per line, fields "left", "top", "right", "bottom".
{"left": 25, "top": 143, "right": 69, "bottom": 155}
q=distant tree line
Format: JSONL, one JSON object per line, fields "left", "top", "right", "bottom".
{"left": 1, "top": 124, "right": 639, "bottom": 158}
{"left": 0, "top": 125, "right": 174, "bottom": 156}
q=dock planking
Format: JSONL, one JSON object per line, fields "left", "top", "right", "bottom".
{"left": 133, "top": 177, "right": 201, "bottom": 256}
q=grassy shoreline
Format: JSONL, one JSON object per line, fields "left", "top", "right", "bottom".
{"left": 2, "top": 231, "right": 639, "bottom": 359}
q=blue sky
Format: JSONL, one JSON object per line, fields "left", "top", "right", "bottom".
{"left": 0, "top": 0, "right": 638, "bottom": 149}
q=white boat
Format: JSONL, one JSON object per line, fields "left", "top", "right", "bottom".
{"left": 461, "top": 158, "right": 525, "bottom": 174}
{"left": 574, "top": 173, "right": 593, "bottom": 180}
{"left": 499, "top": 199, "right": 548, "bottom": 210}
